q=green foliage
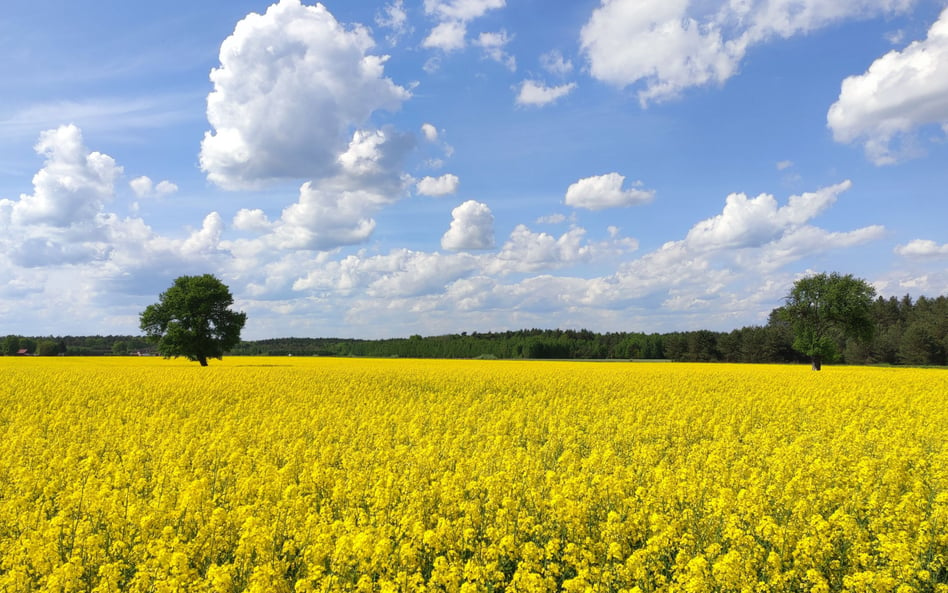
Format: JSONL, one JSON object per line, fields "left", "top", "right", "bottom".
{"left": 778, "top": 272, "right": 876, "bottom": 369}
{"left": 37, "top": 340, "right": 60, "bottom": 356}
{"left": 139, "top": 274, "right": 247, "bottom": 366}
{"left": 227, "top": 329, "right": 667, "bottom": 360}
{"left": 18, "top": 338, "right": 36, "bottom": 355}
{"left": 2, "top": 335, "right": 21, "bottom": 356}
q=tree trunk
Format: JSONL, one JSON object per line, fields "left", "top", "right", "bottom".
{"left": 811, "top": 355, "right": 822, "bottom": 371}
{"left": 198, "top": 355, "right": 208, "bottom": 367}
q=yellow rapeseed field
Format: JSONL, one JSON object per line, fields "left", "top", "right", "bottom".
{"left": 0, "top": 357, "right": 946, "bottom": 592}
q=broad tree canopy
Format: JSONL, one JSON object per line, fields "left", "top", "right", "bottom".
{"left": 140, "top": 274, "right": 246, "bottom": 366}
{"left": 778, "top": 272, "right": 875, "bottom": 370}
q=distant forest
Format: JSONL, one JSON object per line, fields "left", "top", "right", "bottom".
{"left": 4, "top": 294, "right": 946, "bottom": 366}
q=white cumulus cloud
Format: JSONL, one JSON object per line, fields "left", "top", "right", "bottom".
{"left": 421, "top": 123, "right": 439, "bottom": 142}
{"left": 0, "top": 124, "right": 246, "bottom": 320}
{"left": 423, "top": 21, "right": 468, "bottom": 51}
{"left": 228, "top": 128, "right": 414, "bottom": 254}
{"left": 417, "top": 174, "right": 460, "bottom": 196}
{"left": 273, "top": 183, "right": 378, "bottom": 250}
{"left": 895, "top": 239, "right": 948, "bottom": 258}
{"left": 491, "top": 226, "right": 598, "bottom": 274}
{"left": 3, "top": 124, "right": 121, "bottom": 228}
{"left": 200, "top": 0, "right": 410, "bottom": 189}
{"left": 684, "top": 180, "right": 852, "bottom": 251}
{"left": 422, "top": 0, "right": 506, "bottom": 53}
{"left": 581, "top": 0, "right": 914, "bottom": 105}
{"left": 565, "top": 173, "right": 654, "bottom": 210}
{"left": 155, "top": 180, "right": 178, "bottom": 196}
{"left": 130, "top": 176, "right": 178, "bottom": 198}
{"left": 827, "top": 8, "right": 948, "bottom": 165}
{"left": 233, "top": 208, "right": 273, "bottom": 232}
{"left": 424, "top": 0, "right": 505, "bottom": 22}
{"left": 441, "top": 200, "right": 495, "bottom": 250}
{"left": 516, "top": 80, "right": 577, "bottom": 107}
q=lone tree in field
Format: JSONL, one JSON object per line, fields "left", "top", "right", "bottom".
{"left": 778, "top": 272, "right": 876, "bottom": 370}
{"left": 140, "top": 274, "right": 247, "bottom": 366}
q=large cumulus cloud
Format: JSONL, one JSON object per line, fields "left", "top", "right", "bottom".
{"left": 580, "top": 0, "right": 914, "bottom": 105}
{"left": 828, "top": 7, "right": 948, "bottom": 164}
{"left": 200, "top": 0, "right": 410, "bottom": 189}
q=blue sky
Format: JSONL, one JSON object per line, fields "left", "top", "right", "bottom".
{"left": 1, "top": 0, "right": 946, "bottom": 340}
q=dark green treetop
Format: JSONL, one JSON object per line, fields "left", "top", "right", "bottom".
{"left": 139, "top": 274, "right": 247, "bottom": 366}
{"left": 778, "top": 272, "right": 876, "bottom": 370}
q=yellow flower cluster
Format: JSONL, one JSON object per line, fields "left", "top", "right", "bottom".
{"left": 1, "top": 357, "right": 947, "bottom": 592}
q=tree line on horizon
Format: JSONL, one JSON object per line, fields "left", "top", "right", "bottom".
{"left": 4, "top": 293, "right": 945, "bottom": 366}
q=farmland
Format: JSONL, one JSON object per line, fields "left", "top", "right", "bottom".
{"left": 1, "top": 357, "right": 946, "bottom": 592}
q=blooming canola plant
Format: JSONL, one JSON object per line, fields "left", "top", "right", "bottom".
{"left": 0, "top": 357, "right": 946, "bottom": 592}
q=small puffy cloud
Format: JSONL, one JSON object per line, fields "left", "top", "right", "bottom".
{"left": 776, "top": 160, "right": 793, "bottom": 171}
{"left": 130, "top": 176, "right": 178, "bottom": 198}
{"left": 417, "top": 174, "right": 460, "bottom": 196}
{"left": 233, "top": 208, "right": 273, "bottom": 232}
{"left": 441, "top": 200, "right": 494, "bottom": 250}
{"left": 129, "top": 176, "right": 152, "bottom": 197}
{"left": 422, "top": 0, "right": 506, "bottom": 53}
{"left": 895, "top": 239, "right": 948, "bottom": 258}
{"left": 580, "top": 0, "right": 914, "bottom": 105}
{"left": 155, "top": 180, "right": 178, "bottom": 196}
{"left": 827, "top": 8, "right": 948, "bottom": 164}
{"left": 376, "top": 0, "right": 410, "bottom": 44}
{"left": 423, "top": 21, "right": 468, "bottom": 51}
{"left": 421, "top": 123, "right": 439, "bottom": 142}
{"left": 516, "top": 80, "right": 577, "bottom": 107}
{"left": 418, "top": 124, "right": 455, "bottom": 174}
{"left": 475, "top": 31, "right": 516, "bottom": 70}
{"left": 3, "top": 124, "right": 121, "bottom": 228}
{"left": 424, "top": 0, "right": 505, "bottom": 22}
{"left": 200, "top": 0, "right": 410, "bottom": 189}
{"left": 565, "top": 173, "right": 654, "bottom": 210}
{"left": 540, "top": 50, "right": 573, "bottom": 76}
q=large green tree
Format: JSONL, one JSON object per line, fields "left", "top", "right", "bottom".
{"left": 140, "top": 274, "right": 247, "bottom": 366}
{"left": 778, "top": 272, "right": 876, "bottom": 370}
